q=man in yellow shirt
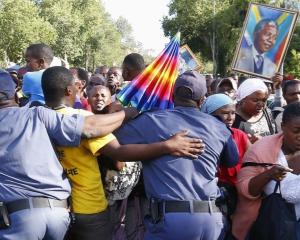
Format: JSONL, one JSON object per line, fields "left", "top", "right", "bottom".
{"left": 41, "top": 66, "right": 203, "bottom": 240}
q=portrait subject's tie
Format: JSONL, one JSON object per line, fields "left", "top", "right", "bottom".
{"left": 256, "top": 55, "right": 264, "bottom": 69}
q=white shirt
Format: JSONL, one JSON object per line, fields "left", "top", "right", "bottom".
{"left": 264, "top": 150, "right": 300, "bottom": 219}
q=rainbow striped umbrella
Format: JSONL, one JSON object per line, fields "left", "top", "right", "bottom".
{"left": 117, "top": 32, "right": 180, "bottom": 112}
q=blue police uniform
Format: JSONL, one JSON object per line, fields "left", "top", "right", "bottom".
{"left": 116, "top": 106, "right": 238, "bottom": 240}
{"left": 0, "top": 105, "right": 84, "bottom": 240}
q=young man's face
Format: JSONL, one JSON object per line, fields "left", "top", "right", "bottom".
{"left": 69, "top": 83, "right": 78, "bottom": 106}
{"left": 284, "top": 84, "right": 300, "bottom": 105}
{"left": 89, "top": 86, "right": 112, "bottom": 113}
{"left": 254, "top": 24, "right": 278, "bottom": 54}
{"left": 121, "top": 64, "right": 130, "bottom": 82}
{"left": 25, "top": 50, "right": 42, "bottom": 72}
{"left": 96, "top": 67, "right": 109, "bottom": 79}
{"left": 70, "top": 68, "right": 85, "bottom": 95}
{"left": 106, "top": 68, "right": 122, "bottom": 94}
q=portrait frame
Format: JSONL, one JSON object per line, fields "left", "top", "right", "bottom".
{"left": 231, "top": 2, "right": 299, "bottom": 80}
{"left": 179, "top": 44, "right": 202, "bottom": 74}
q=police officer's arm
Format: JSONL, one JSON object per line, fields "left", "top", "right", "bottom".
{"left": 82, "top": 107, "right": 138, "bottom": 138}
{"left": 219, "top": 135, "right": 239, "bottom": 167}
{"left": 101, "top": 130, "right": 204, "bottom": 162}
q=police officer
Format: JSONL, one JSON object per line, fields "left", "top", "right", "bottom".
{"left": 0, "top": 69, "right": 138, "bottom": 240}
{"left": 116, "top": 70, "right": 239, "bottom": 240}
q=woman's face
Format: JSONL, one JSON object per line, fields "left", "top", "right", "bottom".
{"left": 282, "top": 117, "right": 300, "bottom": 153}
{"left": 212, "top": 104, "right": 236, "bottom": 128}
{"left": 240, "top": 90, "right": 268, "bottom": 116}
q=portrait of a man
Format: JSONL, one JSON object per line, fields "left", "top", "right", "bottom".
{"left": 232, "top": 3, "right": 298, "bottom": 79}
{"left": 236, "top": 19, "right": 278, "bottom": 77}
{"left": 179, "top": 45, "right": 201, "bottom": 74}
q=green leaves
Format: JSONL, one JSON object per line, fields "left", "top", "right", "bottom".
{"left": 285, "top": 49, "right": 300, "bottom": 79}
{"left": 0, "top": 0, "right": 56, "bottom": 62}
{"left": 162, "top": 0, "right": 300, "bottom": 76}
{"left": 0, "top": 0, "right": 128, "bottom": 69}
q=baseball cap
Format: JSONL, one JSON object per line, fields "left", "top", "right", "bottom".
{"left": 174, "top": 70, "right": 207, "bottom": 100}
{"left": 0, "top": 69, "right": 16, "bottom": 99}
{"left": 217, "top": 77, "right": 237, "bottom": 91}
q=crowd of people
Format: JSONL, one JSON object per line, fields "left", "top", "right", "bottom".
{"left": 1, "top": 42, "right": 300, "bottom": 240}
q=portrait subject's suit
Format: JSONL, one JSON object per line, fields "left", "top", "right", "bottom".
{"left": 236, "top": 45, "right": 277, "bottom": 78}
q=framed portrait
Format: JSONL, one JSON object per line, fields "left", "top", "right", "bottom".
{"left": 231, "top": 3, "right": 299, "bottom": 79}
{"left": 179, "top": 44, "right": 202, "bottom": 74}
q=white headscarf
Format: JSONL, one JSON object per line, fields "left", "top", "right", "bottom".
{"left": 236, "top": 78, "right": 268, "bottom": 102}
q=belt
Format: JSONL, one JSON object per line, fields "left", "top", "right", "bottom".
{"left": 6, "top": 198, "right": 68, "bottom": 214}
{"left": 151, "top": 199, "right": 221, "bottom": 213}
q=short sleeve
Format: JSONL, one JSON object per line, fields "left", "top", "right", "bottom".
{"left": 281, "top": 174, "right": 300, "bottom": 204}
{"left": 237, "top": 150, "right": 266, "bottom": 200}
{"left": 82, "top": 133, "right": 116, "bottom": 156}
{"left": 36, "top": 107, "right": 84, "bottom": 147}
{"left": 114, "top": 116, "right": 146, "bottom": 145}
{"left": 22, "top": 73, "right": 31, "bottom": 97}
{"left": 220, "top": 134, "right": 239, "bottom": 168}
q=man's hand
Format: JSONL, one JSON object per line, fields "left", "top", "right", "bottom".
{"left": 271, "top": 72, "right": 283, "bottom": 90}
{"left": 267, "top": 165, "right": 293, "bottom": 181}
{"left": 104, "top": 101, "right": 124, "bottom": 114}
{"left": 165, "top": 130, "right": 205, "bottom": 159}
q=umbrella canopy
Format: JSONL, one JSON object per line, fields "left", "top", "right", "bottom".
{"left": 117, "top": 32, "right": 180, "bottom": 112}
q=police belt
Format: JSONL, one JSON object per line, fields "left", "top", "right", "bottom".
{"left": 6, "top": 198, "right": 68, "bottom": 214}
{"left": 150, "top": 199, "right": 222, "bottom": 213}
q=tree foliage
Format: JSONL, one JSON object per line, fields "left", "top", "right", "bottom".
{"left": 285, "top": 49, "right": 300, "bottom": 78}
{"left": 38, "top": 0, "right": 125, "bottom": 69}
{"left": 0, "top": 0, "right": 136, "bottom": 70}
{"left": 162, "top": 0, "right": 299, "bottom": 76}
{"left": 0, "top": 0, "right": 56, "bottom": 62}
{"left": 284, "top": 24, "right": 300, "bottom": 77}
{"left": 38, "top": 0, "right": 83, "bottom": 62}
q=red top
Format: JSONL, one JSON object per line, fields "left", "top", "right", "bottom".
{"left": 218, "top": 128, "right": 249, "bottom": 185}
{"left": 80, "top": 97, "right": 92, "bottom": 112}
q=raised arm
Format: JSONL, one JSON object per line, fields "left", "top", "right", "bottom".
{"left": 248, "top": 165, "right": 292, "bottom": 197}
{"left": 82, "top": 107, "right": 138, "bottom": 138}
{"left": 101, "top": 130, "right": 204, "bottom": 162}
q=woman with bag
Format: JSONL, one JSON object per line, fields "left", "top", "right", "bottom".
{"left": 232, "top": 102, "right": 300, "bottom": 240}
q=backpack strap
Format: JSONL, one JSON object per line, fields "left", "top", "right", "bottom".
{"left": 273, "top": 181, "right": 281, "bottom": 194}
{"left": 263, "top": 108, "right": 276, "bottom": 134}
{"left": 242, "top": 162, "right": 275, "bottom": 168}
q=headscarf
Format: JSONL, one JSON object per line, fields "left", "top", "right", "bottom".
{"left": 201, "top": 93, "right": 234, "bottom": 114}
{"left": 236, "top": 78, "right": 268, "bottom": 102}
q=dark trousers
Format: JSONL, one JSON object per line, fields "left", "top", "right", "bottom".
{"left": 109, "top": 196, "right": 148, "bottom": 240}
{"left": 66, "top": 209, "right": 112, "bottom": 240}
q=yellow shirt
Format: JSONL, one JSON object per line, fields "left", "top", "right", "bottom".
{"left": 56, "top": 107, "right": 115, "bottom": 214}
